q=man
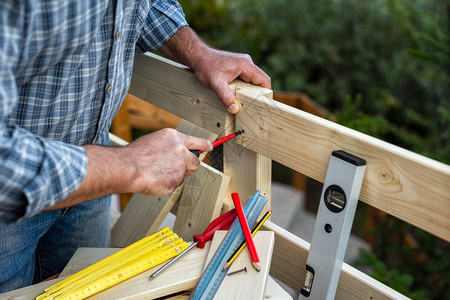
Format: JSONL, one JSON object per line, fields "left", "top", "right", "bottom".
{"left": 0, "top": 0, "right": 270, "bottom": 292}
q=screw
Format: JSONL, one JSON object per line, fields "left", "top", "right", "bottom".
{"left": 227, "top": 266, "right": 247, "bottom": 276}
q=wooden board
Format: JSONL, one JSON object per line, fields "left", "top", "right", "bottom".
{"left": 262, "top": 221, "right": 409, "bottom": 300}
{"left": 224, "top": 81, "right": 273, "bottom": 215}
{"left": 129, "top": 53, "right": 227, "bottom": 136}
{"left": 111, "top": 190, "right": 183, "bottom": 248}
{"left": 236, "top": 89, "right": 450, "bottom": 241}
{"left": 160, "top": 277, "right": 292, "bottom": 300}
{"left": 173, "top": 163, "right": 230, "bottom": 241}
{"left": 204, "top": 230, "right": 275, "bottom": 300}
{"left": 111, "top": 120, "right": 217, "bottom": 247}
{"left": 126, "top": 93, "right": 181, "bottom": 130}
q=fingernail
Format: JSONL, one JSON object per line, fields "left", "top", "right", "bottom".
{"left": 227, "top": 104, "right": 240, "bottom": 114}
{"left": 207, "top": 141, "right": 213, "bottom": 149}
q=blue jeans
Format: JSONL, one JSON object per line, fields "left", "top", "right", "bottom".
{"left": 0, "top": 196, "right": 111, "bottom": 293}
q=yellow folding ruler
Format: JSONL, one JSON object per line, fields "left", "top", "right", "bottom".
{"left": 36, "top": 227, "right": 188, "bottom": 300}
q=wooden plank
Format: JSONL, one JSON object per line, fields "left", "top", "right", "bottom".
{"left": 264, "top": 276, "right": 294, "bottom": 300}
{"left": 262, "top": 221, "right": 409, "bottom": 300}
{"left": 173, "top": 163, "right": 230, "bottom": 241}
{"left": 236, "top": 88, "right": 450, "bottom": 241}
{"left": 161, "top": 276, "right": 292, "bottom": 300}
{"left": 204, "top": 230, "right": 275, "bottom": 300}
{"left": 129, "top": 53, "right": 227, "bottom": 136}
{"left": 224, "top": 81, "right": 272, "bottom": 216}
{"left": 111, "top": 120, "right": 217, "bottom": 247}
{"left": 273, "top": 91, "right": 335, "bottom": 121}
{"left": 111, "top": 191, "right": 182, "bottom": 247}
{"left": 129, "top": 53, "right": 450, "bottom": 241}
{"left": 126, "top": 93, "right": 181, "bottom": 130}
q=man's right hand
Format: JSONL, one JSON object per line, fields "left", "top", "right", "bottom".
{"left": 119, "top": 128, "right": 212, "bottom": 195}
{"left": 47, "top": 129, "right": 212, "bottom": 210}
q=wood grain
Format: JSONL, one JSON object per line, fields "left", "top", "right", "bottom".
{"left": 223, "top": 81, "right": 273, "bottom": 217}
{"left": 204, "top": 230, "right": 275, "bottom": 300}
{"left": 129, "top": 53, "right": 228, "bottom": 136}
{"left": 236, "top": 89, "right": 450, "bottom": 241}
{"left": 173, "top": 163, "right": 230, "bottom": 241}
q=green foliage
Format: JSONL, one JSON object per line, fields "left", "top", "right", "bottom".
{"left": 355, "top": 248, "right": 429, "bottom": 299}
{"left": 180, "top": 0, "right": 449, "bottom": 163}
{"left": 357, "top": 216, "right": 450, "bottom": 300}
{"left": 178, "top": 1, "right": 450, "bottom": 298}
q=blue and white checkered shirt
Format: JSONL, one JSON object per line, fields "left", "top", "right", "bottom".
{"left": 0, "top": 0, "right": 187, "bottom": 223}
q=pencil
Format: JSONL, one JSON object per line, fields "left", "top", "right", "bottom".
{"left": 231, "top": 192, "right": 261, "bottom": 272}
{"left": 223, "top": 210, "right": 272, "bottom": 270}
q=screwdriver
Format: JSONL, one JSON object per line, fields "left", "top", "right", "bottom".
{"left": 149, "top": 208, "right": 238, "bottom": 279}
{"left": 190, "top": 130, "right": 245, "bottom": 157}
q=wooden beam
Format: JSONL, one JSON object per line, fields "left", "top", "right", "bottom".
{"left": 262, "top": 221, "right": 409, "bottom": 300}
{"left": 129, "top": 53, "right": 227, "bottom": 136}
{"left": 126, "top": 93, "right": 181, "bottom": 130}
{"left": 129, "top": 54, "right": 450, "bottom": 240}
{"left": 173, "top": 163, "right": 230, "bottom": 241}
{"left": 111, "top": 120, "right": 217, "bottom": 247}
{"left": 224, "top": 81, "right": 272, "bottom": 215}
{"left": 236, "top": 89, "right": 450, "bottom": 241}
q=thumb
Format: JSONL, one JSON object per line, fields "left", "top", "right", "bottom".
{"left": 213, "top": 80, "right": 240, "bottom": 114}
{"left": 181, "top": 134, "right": 213, "bottom": 153}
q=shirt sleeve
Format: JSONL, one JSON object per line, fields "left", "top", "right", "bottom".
{"left": 136, "top": 0, "right": 188, "bottom": 52}
{"left": 0, "top": 5, "right": 88, "bottom": 223}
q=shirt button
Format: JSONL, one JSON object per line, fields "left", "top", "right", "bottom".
{"left": 106, "top": 85, "right": 113, "bottom": 94}
{"left": 115, "top": 31, "right": 121, "bottom": 39}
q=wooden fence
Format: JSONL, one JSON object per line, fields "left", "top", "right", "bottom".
{"left": 111, "top": 52, "right": 450, "bottom": 299}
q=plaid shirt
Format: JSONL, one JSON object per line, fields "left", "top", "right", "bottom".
{"left": 0, "top": 0, "right": 187, "bottom": 223}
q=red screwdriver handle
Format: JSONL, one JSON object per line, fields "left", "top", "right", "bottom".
{"left": 211, "top": 133, "right": 236, "bottom": 148}
{"left": 193, "top": 209, "right": 237, "bottom": 248}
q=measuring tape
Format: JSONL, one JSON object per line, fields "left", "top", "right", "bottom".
{"left": 189, "top": 190, "right": 268, "bottom": 300}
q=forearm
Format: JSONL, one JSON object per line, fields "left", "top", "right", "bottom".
{"left": 158, "top": 26, "right": 210, "bottom": 70}
{"left": 46, "top": 145, "right": 133, "bottom": 210}
{"left": 47, "top": 128, "right": 213, "bottom": 210}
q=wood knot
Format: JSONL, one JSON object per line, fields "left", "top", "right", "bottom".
{"left": 370, "top": 163, "right": 402, "bottom": 193}
{"left": 191, "top": 98, "right": 202, "bottom": 105}
{"left": 378, "top": 167, "right": 394, "bottom": 184}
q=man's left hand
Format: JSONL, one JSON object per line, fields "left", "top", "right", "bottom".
{"left": 159, "top": 26, "right": 271, "bottom": 114}
{"left": 190, "top": 47, "right": 271, "bottom": 114}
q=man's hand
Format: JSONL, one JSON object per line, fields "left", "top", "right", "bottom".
{"left": 48, "top": 129, "right": 212, "bottom": 209}
{"left": 159, "top": 26, "right": 271, "bottom": 114}
{"left": 120, "top": 129, "right": 212, "bottom": 195}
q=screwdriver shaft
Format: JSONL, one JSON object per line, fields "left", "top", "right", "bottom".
{"left": 149, "top": 241, "right": 198, "bottom": 280}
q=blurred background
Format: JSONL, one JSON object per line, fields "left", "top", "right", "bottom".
{"left": 113, "top": 0, "right": 449, "bottom": 299}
